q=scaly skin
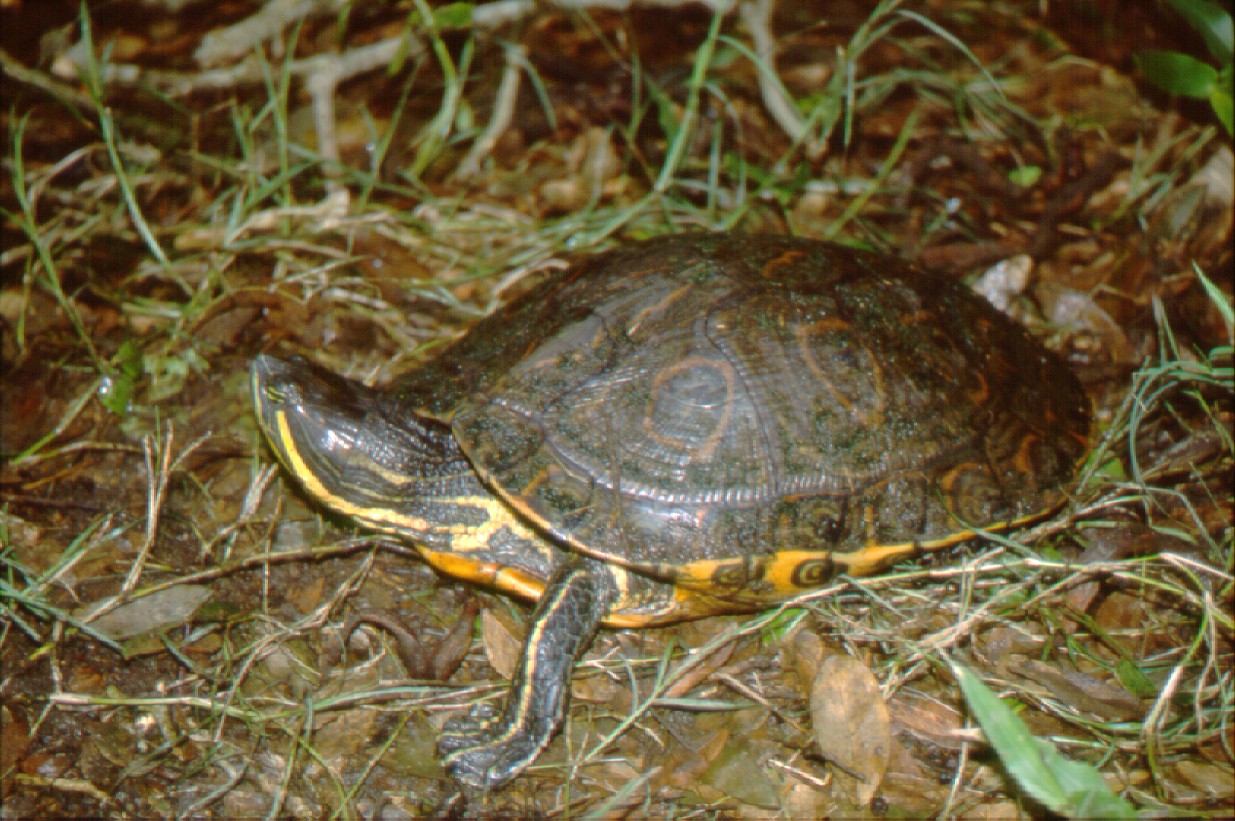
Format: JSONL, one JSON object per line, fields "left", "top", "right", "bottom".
{"left": 439, "top": 557, "right": 615, "bottom": 789}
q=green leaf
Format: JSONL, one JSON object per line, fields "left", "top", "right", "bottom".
{"left": 1115, "top": 658, "right": 1158, "bottom": 700}
{"left": 97, "top": 374, "right": 131, "bottom": 415}
{"left": 434, "top": 2, "right": 473, "bottom": 30}
{"left": 1193, "top": 262, "right": 1234, "bottom": 342}
{"left": 99, "top": 339, "right": 143, "bottom": 414}
{"left": 1008, "top": 165, "right": 1042, "bottom": 187}
{"left": 1137, "top": 50, "right": 1219, "bottom": 98}
{"left": 116, "top": 338, "right": 142, "bottom": 381}
{"left": 952, "top": 662, "right": 1138, "bottom": 819}
{"left": 1165, "top": 0, "right": 1234, "bottom": 64}
{"left": 1095, "top": 455, "right": 1127, "bottom": 481}
{"left": 1209, "top": 64, "right": 1234, "bottom": 134}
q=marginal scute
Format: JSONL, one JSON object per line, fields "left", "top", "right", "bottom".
{"left": 939, "top": 462, "right": 1009, "bottom": 524}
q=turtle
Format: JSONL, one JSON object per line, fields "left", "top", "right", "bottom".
{"left": 250, "top": 232, "right": 1089, "bottom": 789}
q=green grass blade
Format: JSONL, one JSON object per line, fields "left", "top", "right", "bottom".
{"left": 951, "top": 662, "right": 1138, "bottom": 819}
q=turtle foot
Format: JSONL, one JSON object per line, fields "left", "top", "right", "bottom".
{"left": 439, "top": 732, "right": 542, "bottom": 790}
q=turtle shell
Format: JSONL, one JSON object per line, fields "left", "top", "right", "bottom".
{"left": 393, "top": 233, "right": 1089, "bottom": 602}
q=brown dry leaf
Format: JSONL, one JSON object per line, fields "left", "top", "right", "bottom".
{"left": 118, "top": 633, "right": 181, "bottom": 659}
{"left": 888, "top": 691, "right": 968, "bottom": 751}
{"left": 1, "top": 705, "right": 31, "bottom": 775}
{"left": 780, "top": 622, "right": 826, "bottom": 691}
{"left": 1037, "top": 280, "right": 1134, "bottom": 364}
{"left": 809, "top": 652, "right": 892, "bottom": 806}
{"left": 964, "top": 800, "right": 1029, "bottom": 819}
{"left": 84, "top": 585, "right": 213, "bottom": 641}
{"left": 480, "top": 609, "right": 522, "bottom": 681}
{"left": 701, "top": 734, "right": 782, "bottom": 809}
{"left": 880, "top": 736, "right": 952, "bottom": 815}
{"left": 288, "top": 575, "right": 326, "bottom": 615}
{"left": 310, "top": 710, "right": 378, "bottom": 765}
{"left": 784, "top": 781, "right": 830, "bottom": 818}
{"left": 1171, "top": 760, "right": 1235, "bottom": 801}
{"left": 1008, "top": 657, "right": 1144, "bottom": 722}
{"left": 664, "top": 725, "right": 730, "bottom": 790}
{"left": 662, "top": 639, "right": 734, "bottom": 699}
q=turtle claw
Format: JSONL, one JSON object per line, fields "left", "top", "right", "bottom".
{"left": 438, "top": 560, "right": 613, "bottom": 789}
{"left": 438, "top": 706, "right": 539, "bottom": 789}
{"left": 441, "top": 734, "right": 544, "bottom": 790}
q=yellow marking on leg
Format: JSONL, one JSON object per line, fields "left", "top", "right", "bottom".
{"left": 420, "top": 550, "right": 548, "bottom": 602}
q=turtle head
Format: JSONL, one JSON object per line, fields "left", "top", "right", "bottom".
{"left": 250, "top": 354, "right": 469, "bottom": 533}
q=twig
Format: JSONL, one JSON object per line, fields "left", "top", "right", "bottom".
{"left": 738, "top": 0, "right": 822, "bottom": 159}
{"left": 0, "top": 47, "right": 95, "bottom": 111}
{"left": 455, "top": 43, "right": 527, "bottom": 180}
{"left": 77, "top": 428, "right": 211, "bottom": 622}
{"left": 195, "top": 0, "right": 350, "bottom": 66}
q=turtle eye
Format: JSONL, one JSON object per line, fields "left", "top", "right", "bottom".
{"left": 814, "top": 512, "right": 844, "bottom": 543}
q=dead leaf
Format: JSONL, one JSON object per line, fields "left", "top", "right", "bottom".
{"left": 663, "top": 640, "right": 734, "bottom": 698}
{"left": 702, "top": 735, "right": 782, "bottom": 808}
{"left": 481, "top": 609, "right": 521, "bottom": 681}
{"left": 809, "top": 652, "right": 892, "bottom": 805}
{"left": 288, "top": 576, "right": 325, "bottom": 615}
{"left": 780, "top": 622, "right": 826, "bottom": 692}
{"left": 310, "top": 710, "right": 378, "bottom": 764}
{"left": 665, "top": 726, "right": 729, "bottom": 789}
{"left": 888, "top": 691, "right": 968, "bottom": 751}
{"left": 784, "top": 782, "right": 832, "bottom": 819}
{"left": 963, "top": 799, "right": 1027, "bottom": 818}
{"left": 880, "top": 735, "right": 953, "bottom": 814}
{"left": 84, "top": 585, "right": 212, "bottom": 641}
{"left": 1007, "top": 657, "right": 1144, "bottom": 722}
{"left": 1171, "top": 760, "right": 1235, "bottom": 800}
{"left": 1, "top": 705, "right": 31, "bottom": 775}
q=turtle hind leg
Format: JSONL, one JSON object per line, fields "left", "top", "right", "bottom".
{"left": 440, "top": 556, "right": 615, "bottom": 789}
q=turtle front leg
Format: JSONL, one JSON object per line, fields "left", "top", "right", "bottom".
{"left": 440, "top": 557, "right": 615, "bottom": 789}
